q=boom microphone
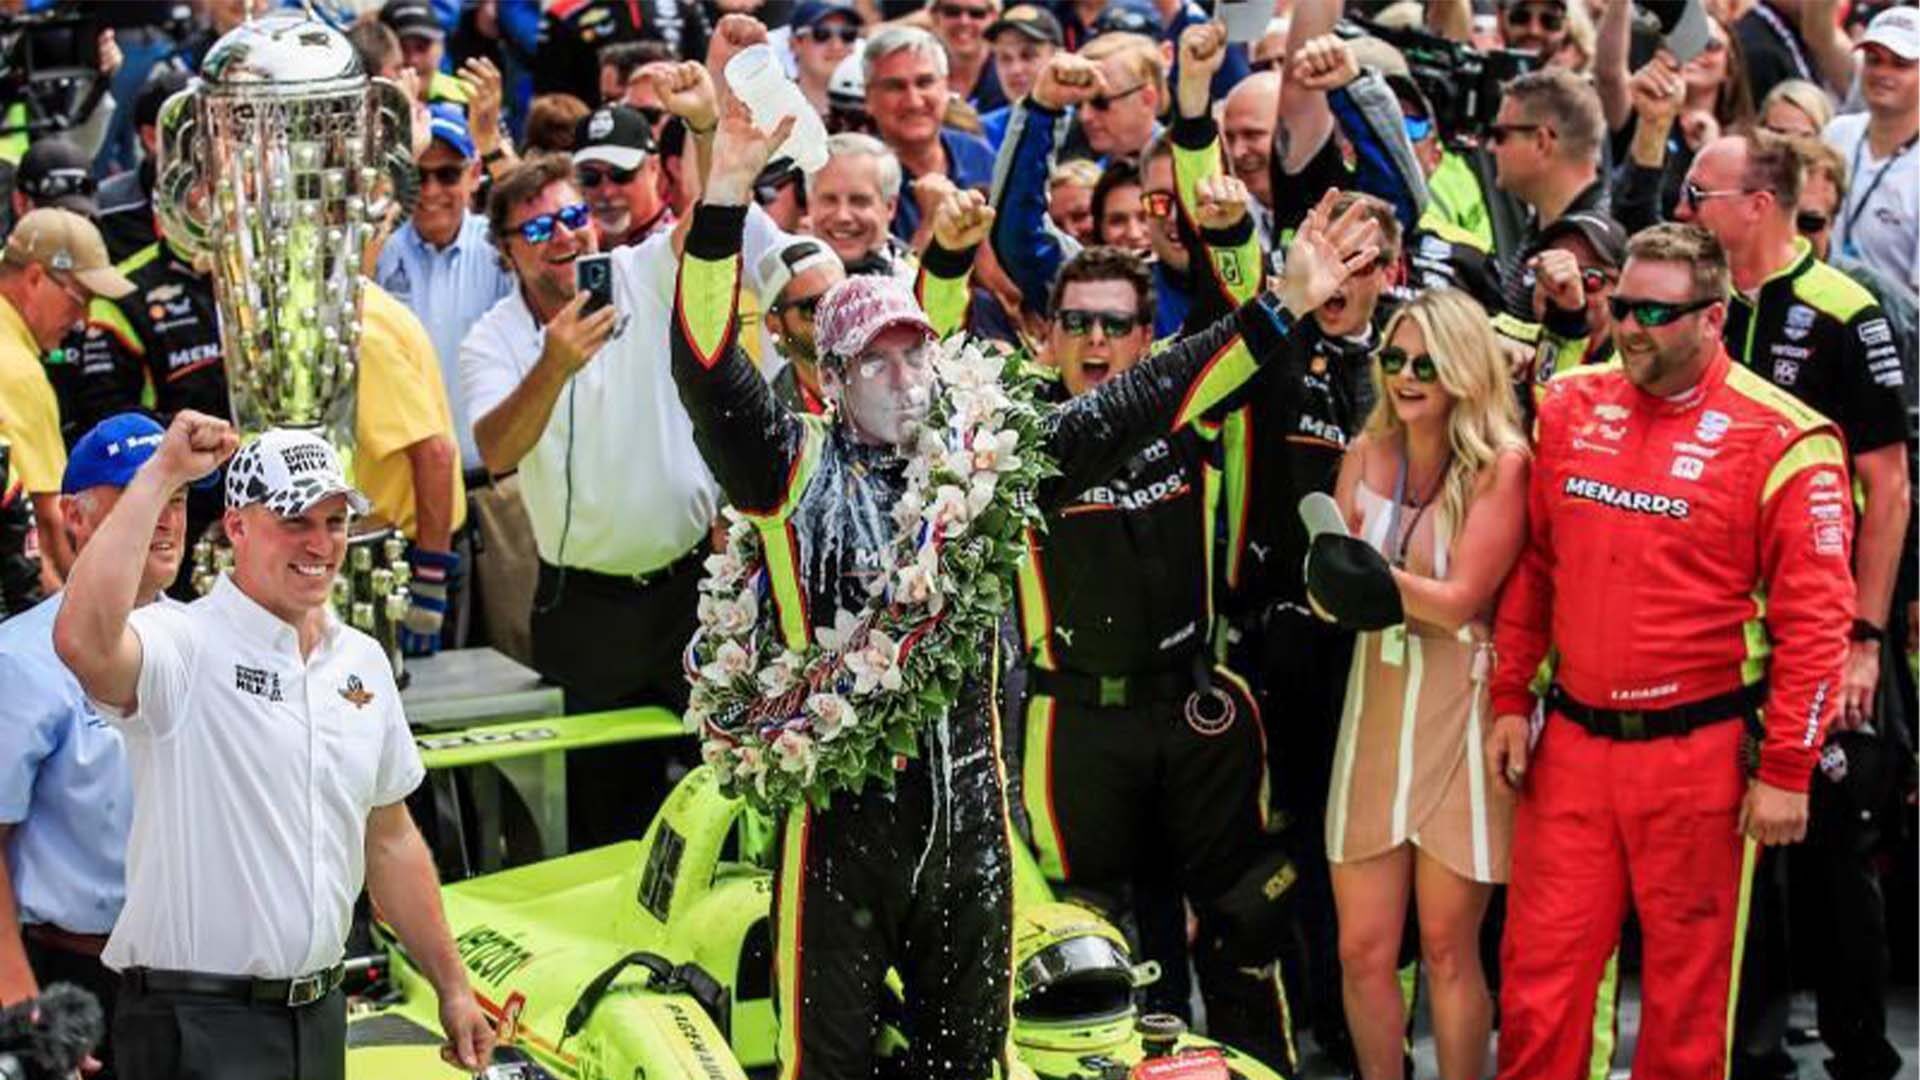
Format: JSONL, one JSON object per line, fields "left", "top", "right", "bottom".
{"left": 0, "top": 984, "right": 104, "bottom": 1080}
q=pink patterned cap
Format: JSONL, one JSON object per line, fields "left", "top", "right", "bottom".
{"left": 813, "top": 274, "right": 936, "bottom": 364}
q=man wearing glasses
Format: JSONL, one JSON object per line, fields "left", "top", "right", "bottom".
{"left": 1490, "top": 222, "right": 1855, "bottom": 1080}
{"left": 572, "top": 105, "right": 674, "bottom": 251}
{"left": 928, "top": 0, "right": 1004, "bottom": 111}
{"left": 0, "top": 210, "right": 136, "bottom": 592}
{"left": 1075, "top": 31, "right": 1166, "bottom": 161}
{"left": 758, "top": 236, "right": 846, "bottom": 416}
{"left": 462, "top": 64, "right": 793, "bottom": 845}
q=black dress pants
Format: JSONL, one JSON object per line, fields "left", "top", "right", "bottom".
{"left": 115, "top": 984, "right": 345, "bottom": 1080}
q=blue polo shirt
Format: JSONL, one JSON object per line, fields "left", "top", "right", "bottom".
{"left": 891, "top": 127, "right": 1000, "bottom": 244}
{"left": 0, "top": 594, "right": 131, "bottom": 935}
{"left": 375, "top": 212, "right": 516, "bottom": 471}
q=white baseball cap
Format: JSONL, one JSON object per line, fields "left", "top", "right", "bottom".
{"left": 1860, "top": 6, "right": 1920, "bottom": 61}
{"left": 225, "top": 429, "right": 370, "bottom": 517}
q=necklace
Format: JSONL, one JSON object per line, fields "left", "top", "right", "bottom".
{"left": 1387, "top": 440, "right": 1451, "bottom": 569}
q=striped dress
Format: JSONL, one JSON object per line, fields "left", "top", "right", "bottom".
{"left": 1325, "top": 482, "right": 1512, "bottom": 884}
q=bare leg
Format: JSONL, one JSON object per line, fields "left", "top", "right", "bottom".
{"left": 1413, "top": 848, "right": 1494, "bottom": 1080}
{"left": 1331, "top": 847, "right": 1414, "bottom": 1080}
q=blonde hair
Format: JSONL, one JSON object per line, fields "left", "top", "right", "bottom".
{"left": 1079, "top": 32, "right": 1167, "bottom": 102}
{"left": 1760, "top": 78, "right": 1835, "bottom": 135}
{"left": 1365, "top": 290, "right": 1529, "bottom": 545}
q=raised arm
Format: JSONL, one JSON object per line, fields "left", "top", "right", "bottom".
{"left": 990, "top": 54, "right": 1100, "bottom": 316}
{"left": 1172, "top": 21, "right": 1267, "bottom": 322}
{"left": 1594, "top": 0, "right": 1634, "bottom": 131}
{"left": 1276, "top": 4, "right": 1342, "bottom": 175}
{"left": 916, "top": 188, "right": 996, "bottom": 335}
{"left": 1044, "top": 190, "right": 1383, "bottom": 504}
{"left": 670, "top": 104, "right": 811, "bottom": 516}
{"left": 52, "top": 411, "right": 235, "bottom": 713}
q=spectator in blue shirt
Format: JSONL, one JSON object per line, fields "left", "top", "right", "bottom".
{"left": 863, "top": 26, "right": 999, "bottom": 243}
{"left": 978, "top": 4, "right": 1062, "bottom": 149}
{"left": 0, "top": 414, "right": 183, "bottom": 1076}
{"left": 375, "top": 105, "right": 514, "bottom": 475}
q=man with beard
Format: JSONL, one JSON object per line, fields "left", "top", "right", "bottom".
{"left": 572, "top": 105, "right": 674, "bottom": 250}
{"left": 672, "top": 93, "right": 1380, "bottom": 1080}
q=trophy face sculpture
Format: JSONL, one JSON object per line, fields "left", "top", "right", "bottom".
{"left": 155, "top": 7, "right": 415, "bottom": 442}
{"left": 157, "top": 9, "right": 420, "bottom": 669}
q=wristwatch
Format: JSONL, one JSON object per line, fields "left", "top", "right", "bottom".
{"left": 1850, "top": 618, "right": 1885, "bottom": 643}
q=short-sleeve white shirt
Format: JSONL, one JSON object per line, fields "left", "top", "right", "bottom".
{"left": 1824, "top": 113, "right": 1920, "bottom": 299}
{"left": 95, "top": 575, "right": 424, "bottom": 979}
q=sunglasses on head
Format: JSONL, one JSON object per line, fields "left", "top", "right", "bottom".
{"left": 417, "top": 163, "right": 468, "bottom": 187}
{"left": 1376, "top": 345, "right": 1438, "bottom": 381}
{"left": 1607, "top": 295, "right": 1717, "bottom": 327}
{"left": 29, "top": 169, "right": 93, "bottom": 199}
{"left": 578, "top": 163, "right": 640, "bottom": 188}
{"left": 1796, "top": 210, "right": 1832, "bottom": 234}
{"left": 1057, "top": 308, "right": 1142, "bottom": 337}
{"left": 515, "top": 201, "right": 592, "bottom": 244}
{"left": 1506, "top": 3, "right": 1565, "bottom": 31}
{"left": 936, "top": 2, "right": 992, "bottom": 18}
{"left": 1139, "top": 190, "right": 1174, "bottom": 219}
{"left": 1089, "top": 83, "right": 1147, "bottom": 111}
{"left": 806, "top": 23, "right": 861, "bottom": 43}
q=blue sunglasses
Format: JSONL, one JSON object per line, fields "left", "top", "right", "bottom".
{"left": 516, "top": 202, "right": 591, "bottom": 244}
{"left": 1404, "top": 115, "right": 1434, "bottom": 143}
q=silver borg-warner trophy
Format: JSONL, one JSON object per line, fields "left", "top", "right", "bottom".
{"left": 157, "top": 7, "right": 419, "bottom": 671}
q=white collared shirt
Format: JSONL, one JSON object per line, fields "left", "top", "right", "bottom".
{"left": 460, "top": 207, "right": 791, "bottom": 576}
{"left": 95, "top": 576, "right": 423, "bottom": 979}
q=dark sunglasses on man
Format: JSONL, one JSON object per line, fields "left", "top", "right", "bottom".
{"left": 516, "top": 201, "right": 592, "bottom": 244}
{"left": 1089, "top": 83, "right": 1147, "bottom": 112}
{"left": 1607, "top": 295, "right": 1717, "bottom": 327}
{"left": 1056, "top": 308, "right": 1142, "bottom": 337}
{"left": 417, "top": 163, "right": 468, "bottom": 187}
{"left": 1505, "top": 2, "right": 1566, "bottom": 32}
{"left": 935, "top": 2, "right": 991, "bottom": 19}
{"left": 806, "top": 23, "right": 861, "bottom": 43}
{"left": 578, "top": 163, "right": 640, "bottom": 189}
{"left": 771, "top": 294, "right": 825, "bottom": 320}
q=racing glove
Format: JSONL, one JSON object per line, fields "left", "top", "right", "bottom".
{"left": 400, "top": 547, "right": 459, "bottom": 657}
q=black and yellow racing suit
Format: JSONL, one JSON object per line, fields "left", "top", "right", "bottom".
{"left": 670, "top": 202, "right": 1301, "bottom": 1080}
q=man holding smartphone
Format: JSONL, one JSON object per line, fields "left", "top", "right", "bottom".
{"left": 461, "top": 46, "right": 795, "bottom": 846}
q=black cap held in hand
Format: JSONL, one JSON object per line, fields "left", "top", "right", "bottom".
{"left": 1306, "top": 533, "right": 1404, "bottom": 631}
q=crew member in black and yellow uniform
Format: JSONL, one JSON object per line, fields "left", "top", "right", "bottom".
{"left": 671, "top": 92, "right": 1382, "bottom": 1080}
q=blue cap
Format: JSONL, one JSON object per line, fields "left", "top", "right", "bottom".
{"left": 427, "top": 103, "right": 476, "bottom": 160}
{"left": 792, "top": 0, "right": 859, "bottom": 29}
{"left": 62, "top": 413, "right": 165, "bottom": 495}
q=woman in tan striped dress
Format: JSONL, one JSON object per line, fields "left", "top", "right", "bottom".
{"left": 1323, "top": 289, "right": 1530, "bottom": 1080}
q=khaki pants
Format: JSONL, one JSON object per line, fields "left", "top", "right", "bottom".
{"left": 469, "top": 472, "right": 537, "bottom": 667}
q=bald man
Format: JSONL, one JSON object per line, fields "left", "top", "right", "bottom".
{"left": 1222, "top": 70, "right": 1279, "bottom": 219}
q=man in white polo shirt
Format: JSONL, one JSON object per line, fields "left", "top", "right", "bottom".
{"left": 51, "top": 413, "right": 494, "bottom": 1080}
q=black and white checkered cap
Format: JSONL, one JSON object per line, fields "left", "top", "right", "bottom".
{"left": 225, "top": 429, "right": 371, "bottom": 517}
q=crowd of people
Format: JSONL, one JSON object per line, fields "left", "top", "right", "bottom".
{"left": 0, "top": 0, "right": 1915, "bottom": 1078}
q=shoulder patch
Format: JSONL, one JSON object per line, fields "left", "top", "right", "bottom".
{"left": 1790, "top": 260, "right": 1876, "bottom": 323}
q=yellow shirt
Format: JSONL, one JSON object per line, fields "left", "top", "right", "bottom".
{"left": 354, "top": 282, "right": 467, "bottom": 539}
{"left": 0, "top": 294, "right": 65, "bottom": 495}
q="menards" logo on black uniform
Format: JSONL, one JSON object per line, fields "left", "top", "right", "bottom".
{"left": 1564, "top": 476, "right": 1691, "bottom": 519}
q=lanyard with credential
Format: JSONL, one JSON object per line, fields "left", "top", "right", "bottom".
{"left": 1840, "top": 133, "right": 1917, "bottom": 260}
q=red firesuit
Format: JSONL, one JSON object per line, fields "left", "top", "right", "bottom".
{"left": 1491, "top": 346, "right": 1854, "bottom": 1080}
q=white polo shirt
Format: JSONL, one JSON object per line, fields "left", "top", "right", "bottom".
{"left": 96, "top": 575, "right": 424, "bottom": 979}
{"left": 460, "top": 208, "right": 791, "bottom": 577}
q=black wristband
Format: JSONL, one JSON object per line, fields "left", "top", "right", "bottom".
{"left": 1851, "top": 619, "right": 1886, "bottom": 643}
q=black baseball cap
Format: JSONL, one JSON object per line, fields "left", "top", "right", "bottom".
{"left": 380, "top": 0, "right": 444, "bottom": 41}
{"left": 1093, "top": 0, "right": 1156, "bottom": 37}
{"left": 572, "top": 105, "right": 657, "bottom": 171}
{"left": 17, "top": 138, "right": 97, "bottom": 216}
{"left": 1305, "top": 533, "right": 1404, "bottom": 631}
{"left": 987, "top": 4, "right": 1063, "bottom": 45}
{"left": 1538, "top": 211, "right": 1628, "bottom": 270}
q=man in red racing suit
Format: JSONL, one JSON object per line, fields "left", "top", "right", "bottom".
{"left": 1486, "top": 224, "right": 1855, "bottom": 1080}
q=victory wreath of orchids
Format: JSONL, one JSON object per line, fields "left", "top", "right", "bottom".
{"left": 685, "top": 337, "right": 1054, "bottom": 814}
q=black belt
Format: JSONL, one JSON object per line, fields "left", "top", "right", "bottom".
{"left": 122, "top": 964, "right": 345, "bottom": 1008}
{"left": 1548, "top": 682, "right": 1765, "bottom": 741}
{"left": 1027, "top": 665, "right": 1197, "bottom": 708}
{"left": 541, "top": 544, "right": 707, "bottom": 592}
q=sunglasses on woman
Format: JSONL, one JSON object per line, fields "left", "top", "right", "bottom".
{"left": 515, "top": 202, "right": 592, "bottom": 244}
{"left": 1606, "top": 295, "right": 1717, "bottom": 327}
{"left": 1376, "top": 346, "right": 1438, "bottom": 382}
{"left": 1057, "top": 309, "right": 1143, "bottom": 337}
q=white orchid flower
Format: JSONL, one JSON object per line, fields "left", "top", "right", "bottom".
{"left": 773, "top": 728, "right": 816, "bottom": 777}
{"left": 845, "top": 630, "right": 905, "bottom": 696}
{"left": 970, "top": 429, "right": 1022, "bottom": 475}
{"left": 806, "top": 692, "right": 858, "bottom": 741}
{"left": 926, "top": 484, "right": 974, "bottom": 537}
{"left": 814, "top": 609, "right": 864, "bottom": 653}
{"left": 698, "top": 640, "right": 754, "bottom": 684}
{"left": 756, "top": 649, "right": 806, "bottom": 696}
{"left": 702, "top": 551, "right": 747, "bottom": 590}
